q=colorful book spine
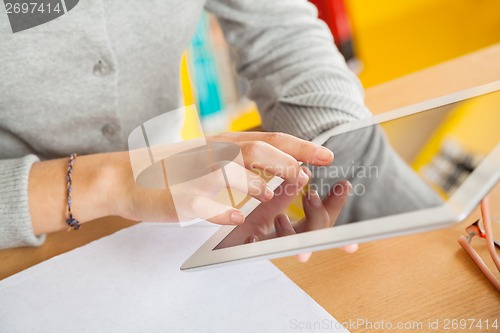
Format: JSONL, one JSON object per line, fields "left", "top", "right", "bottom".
{"left": 188, "top": 14, "right": 227, "bottom": 134}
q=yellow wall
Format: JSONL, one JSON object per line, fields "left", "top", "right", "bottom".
{"left": 347, "top": 0, "right": 500, "bottom": 87}
{"left": 182, "top": 2, "right": 500, "bottom": 130}
{"left": 412, "top": 90, "right": 500, "bottom": 171}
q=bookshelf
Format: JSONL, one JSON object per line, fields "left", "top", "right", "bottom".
{"left": 180, "top": 1, "right": 500, "bottom": 132}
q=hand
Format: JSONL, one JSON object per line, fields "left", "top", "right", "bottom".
{"left": 274, "top": 180, "right": 359, "bottom": 261}
{"left": 249, "top": 180, "right": 356, "bottom": 262}
{"left": 216, "top": 167, "right": 357, "bottom": 261}
{"left": 29, "top": 132, "right": 334, "bottom": 234}
{"left": 116, "top": 132, "right": 334, "bottom": 224}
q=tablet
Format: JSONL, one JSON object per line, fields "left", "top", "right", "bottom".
{"left": 181, "top": 82, "right": 500, "bottom": 270}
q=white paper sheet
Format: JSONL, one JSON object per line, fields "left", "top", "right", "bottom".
{"left": 0, "top": 223, "right": 349, "bottom": 333}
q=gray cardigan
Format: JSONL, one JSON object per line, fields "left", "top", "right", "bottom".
{"left": 0, "top": 0, "right": 370, "bottom": 249}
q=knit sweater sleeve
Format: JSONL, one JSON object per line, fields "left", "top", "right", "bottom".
{"left": 205, "top": 0, "right": 371, "bottom": 140}
{"left": 0, "top": 155, "right": 45, "bottom": 249}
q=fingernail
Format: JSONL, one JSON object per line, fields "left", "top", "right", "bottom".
{"left": 332, "top": 181, "right": 352, "bottom": 197}
{"left": 230, "top": 211, "right": 244, "bottom": 224}
{"left": 297, "top": 252, "right": 312, "bottom": 263}
{"left": 314, "top": 147, "right": 333, "bottom": 164}
{"left": 298, "top": 169, "right": 309, "bottom": 186}
{"left": 342, "top": 244, "right": 359, "bottom": 253}
{"left": 275, "top": 214, "right": 289, "bottom": 228}
{"left": 301, "top": 166, "right": 312, "bottom": 178}
{"left": 308, "top": 189, "right": 322, "bottom": 207}
{"left": 263, "top": 186, "right": 274, "bottom": 201}
{"left": 245, "top": 235, "right": 258, "bottom": 244}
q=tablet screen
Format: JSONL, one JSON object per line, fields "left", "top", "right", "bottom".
{"left": 215, "top": 90, "right": 500, "bottom": 249}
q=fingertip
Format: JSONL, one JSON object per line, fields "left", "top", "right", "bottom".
{"left": 263, "top": 185, "right": 274, "bottom": 201}
{"left": 275, "top": 214, "right": 297, "bottom": 237}
{"left": 296, "top": 252, "right": 312, "bottom": 263}
{"left": 342, "top": 243, "right": 359, "bottom": 253}
{"left": 313, "top": 147, "right": 334, "bottom": 165}
{"left": 244, "top": 235, "right": 259, "bottom": 244}
{"left": 230, "top": 210, "right": 245, "bottom": 225}
{"left": 330, "top": 180, "right": 352, "bottom": 197}
{"left": 307, "top": 189, "right": 322, "bottom": 207}
{"left": 274, "top": 213, "right": 289, "bottom": 228}
{"left": 297, "top": 169, "right": 310, "bottom": 187}
{"left": 300, "top": 166, "right": 312, "bottom": 179}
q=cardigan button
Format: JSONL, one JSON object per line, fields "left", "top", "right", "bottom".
{"left": 101, "top": 123, "right": 119, "bottom": 138}
{"left": 93, "top": 60, "right": 111, "bottom": 76}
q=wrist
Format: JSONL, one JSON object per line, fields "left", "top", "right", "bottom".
{"left": 84, "top": 151, "right": 179, "bottom": 223}
{"left": 71, "top": 153, "right": 121, "bottom": 221}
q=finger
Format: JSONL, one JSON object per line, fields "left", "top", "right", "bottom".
{"left": 275, "top": 214, "right": 312, "bottom": 263}
{"left": 244, "top": 235, "right": 259, "bottom": 244}
{"left": 341, "top": 243, "right": 359, "bottom": 253}
{"left": 323, "top": 180, "right": 352, "bottom": 226}
{"left": 296, "top": 252, "right": 312, "bottom": 263}
{"left": 235, "top": 168, "right": 311, "bottom": 241}
{"left": 301, "top": 165, "right": 312, "bottom": 179}
{"left": 274, "top": 214, "right": 296, "bottom": 237}
{"left": 199, "top": 161, "right": 274, "bottom": 203}
{"left": 211, "top": 132, "right": 334, "bottom": 165}
{"left": 221, "top": 162, "right": 275, "bottom": 202}
{"left": 301, "top": 189, "right": 330, "bottom": 232}
{"left": 207, "top": 209, "right": 245, "bottom": 225}
{"left": 247, "top": 179, "right": 302, "bottom": 222}
{"left": 239, "top": 141, "right": 309, "bottom": 187}
{"left": 188, "top": 196, "right": 245, "bottom": 225}
{"left": 244, "top": 168, "right": 275, "bottom": 202}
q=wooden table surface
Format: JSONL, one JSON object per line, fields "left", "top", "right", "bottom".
{"left": 1, "top": 44, "right": 499, "bottom": 332}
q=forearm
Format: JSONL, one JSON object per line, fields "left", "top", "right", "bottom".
{"left": 28, "top": 152, "right": 177, "bottom": 235}
{"left": 29, "top": 154, "right": 114, "bottom": 235}
{"left": 18, "top": 131, "right": 332, "bottom": 242}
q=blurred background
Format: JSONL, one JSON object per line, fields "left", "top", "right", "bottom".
{"left": 180, "top": 0, "right": 500, "bottom": 140}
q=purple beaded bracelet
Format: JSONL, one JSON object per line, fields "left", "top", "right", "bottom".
{"left": 66, "top": 153, "right": 80, "bottom": 231}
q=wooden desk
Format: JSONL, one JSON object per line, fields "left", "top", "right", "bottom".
{"left": 1, "top": 44, "right": 499, "bottom": 332}
{"left": 274, "top": 189, "right": 500, "bottom": 332}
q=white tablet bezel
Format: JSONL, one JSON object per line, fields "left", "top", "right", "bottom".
{"left": 181, "top": 81, "right": 500, "bottom": 271}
